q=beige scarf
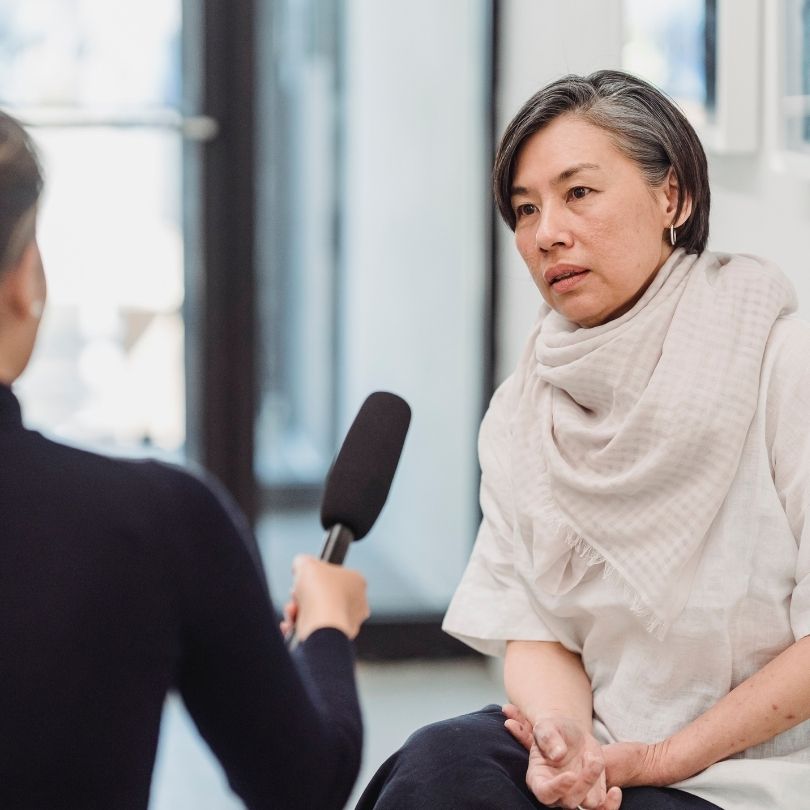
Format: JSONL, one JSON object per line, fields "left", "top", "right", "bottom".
{"left": 503, "top": 249, "right": 797, "bottom": 636}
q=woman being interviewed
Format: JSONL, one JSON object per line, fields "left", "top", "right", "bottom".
{"left": 357, "top": 71, "right": 810, "bottom": 809}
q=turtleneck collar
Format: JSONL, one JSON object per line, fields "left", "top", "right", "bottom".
{"left": 0, "top": 382, "right": 23, "bottom": 429}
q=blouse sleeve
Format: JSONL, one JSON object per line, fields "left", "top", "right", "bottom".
{"left": 766, "top": 317, "right": 810, "bottom": 640}
{"left": 443, "top": 372, "right": 559, "bottom": 657}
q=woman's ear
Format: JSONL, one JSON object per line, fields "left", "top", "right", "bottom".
{"left": 662, "top": 167, "right": 692, "bottom": 229}
{"left": 1, "top": 239, "right": 45, "bottom": 323}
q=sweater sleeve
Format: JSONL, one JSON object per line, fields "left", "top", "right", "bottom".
{"left": 146, "top": 463, "right": 362, "bottom": 810}
{"left": 765, "top": 317, "right": 810, "bottom": 640}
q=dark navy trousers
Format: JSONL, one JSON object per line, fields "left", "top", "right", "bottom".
{"left": 355, "top": 705, "right": 724, "bottom": 810}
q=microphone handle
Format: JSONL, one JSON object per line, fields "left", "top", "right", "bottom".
{"left": 285, "top": 523, "right": 356, "bottom": 650}
{"left": 318, "top": 523, "right": 355, "bottom": 564}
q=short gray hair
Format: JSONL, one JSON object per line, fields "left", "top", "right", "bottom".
{"left": 493, "top": 70, "right": 709, "bottom": 254}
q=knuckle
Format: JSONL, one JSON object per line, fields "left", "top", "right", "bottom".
{"left": 535, "top": 728, "right": 552, "bottom": 746}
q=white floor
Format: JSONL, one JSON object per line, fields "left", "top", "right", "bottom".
{"left": 149, "top": 657, "right": 505, "bottom": 809}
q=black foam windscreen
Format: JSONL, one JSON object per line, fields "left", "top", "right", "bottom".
{"left": 320, "top": 391, "right": 411, "bottom": 540}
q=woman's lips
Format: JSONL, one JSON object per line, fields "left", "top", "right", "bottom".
{"left": 549, "top": 269, "right": 590, "bottom": 293}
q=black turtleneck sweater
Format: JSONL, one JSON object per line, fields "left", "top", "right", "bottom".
{"left": 0, "top": 384, "right": 362, "bottom": 809}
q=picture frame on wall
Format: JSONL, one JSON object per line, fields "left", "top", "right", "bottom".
{"left": 622, "top": 0, "right": 760, "bottom": 154}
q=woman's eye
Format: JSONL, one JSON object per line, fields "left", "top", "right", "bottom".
{"left": 568, "top": 186, "right": 590, "bottom": 201}
{"left": 515, "top": 203, "right": 537, "bottom": 218}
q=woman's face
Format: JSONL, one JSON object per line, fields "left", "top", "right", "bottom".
{"left": 510, "top": 114, "right": 680, "bottom": 327}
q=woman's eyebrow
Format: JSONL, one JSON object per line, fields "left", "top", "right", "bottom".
{"left": 553, "top": 162, "right": 600, "bottom": 184}
{"left": 510, "top": 163, "right": 601, "bottom": 198}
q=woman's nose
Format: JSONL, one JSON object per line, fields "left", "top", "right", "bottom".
{"left": 534, "top": 206, "right": 572, "bottom": 251}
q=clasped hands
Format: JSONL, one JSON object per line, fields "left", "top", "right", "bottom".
{"left": 502, "top": 704, "right": 672, "bottom": 810}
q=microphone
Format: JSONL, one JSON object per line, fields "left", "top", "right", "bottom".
{"left": 318, "top": 391, "right": 411, "bottom": 563}
{"left": 286, "top": 391, "right": 411, "bottom": 647}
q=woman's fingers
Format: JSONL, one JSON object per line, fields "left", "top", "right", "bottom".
{"left": 595, "top": 786, "right": 623, "bottom": 810}
{"left": 283, "top": 600, "right": 298, "bottom": 623}
{"left": 526, "top": 743, "right": 606, "bottom": 809}
{"left": 532, "top": 718, "right": 572, "bottom": 763}
{"left": 520, "top": 719, "right": 612, "bottom": 809}
{"left": 502, "top": 704, "right": 534, "bottom": 751}
{"left": 563, "top": 752, "right": 606, "bottom": 808}
{"left": 279, "top": 599, "right": 298, "bottom": 635}
{"left": 606, "top": 786, "right": 623, "bottom": 809}
{"left": 506, "top": 713, "right": 588, "bottom": 763}
{"left": 502, "top": 702, "right": 527, "bottom": 723}
{"left": 504, "top": 718, "right": 534, "bottom": 751}
{"left": 526, "top": 764, "right": 577, "bottom": 806}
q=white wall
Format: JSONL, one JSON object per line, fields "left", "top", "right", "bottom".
{"left": 707, "top": 0, "right": 810, "bottom": 308}
{"left": 340, "top": 0, "right": 489, "bottom": 612}
{"left": 496, "top": 0, "right": 810, "bottom": 379}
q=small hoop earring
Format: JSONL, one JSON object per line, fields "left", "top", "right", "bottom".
{"left": 670, "top": 224, "right": 677, "bottom": 246}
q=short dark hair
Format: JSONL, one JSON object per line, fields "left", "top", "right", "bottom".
{"left": 492, "top": 70, "right": 710, "bottom": 254}
{"left": 0, "top": 110, "right": 43, "bottom": 273}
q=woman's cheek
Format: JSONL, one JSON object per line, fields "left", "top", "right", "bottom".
{"left": 516, "top": 241, "right": 544, "bottom": 285}
{"left": 515, "top": 230, "right": 534, "bottom": 264}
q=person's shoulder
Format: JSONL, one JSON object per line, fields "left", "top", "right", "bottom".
{"left": 26, "top": 431, "right": 176, "bottom": 492}
{"left": 49, "top": 436, "right": 189, "bottom": 483}
{"left": 762, "top": 316, "right": 810, "bottom": 479}
{"left": 117, "top": 459, "right": 256, "bottom": 570}
{"left": 766, "top": 315, "right": 810, "bottom": 366}
{"left": 35, "top": 435, "right": 230, "bottom": 515}
{"left": 129, "top": 458, "right": 243, "bottom": 525}
{"left": 763, "top": 315, "right": 810, "bottom": 403}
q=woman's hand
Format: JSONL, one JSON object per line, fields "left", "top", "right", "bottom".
{"left": 280, "top": 555, "right": 370, "bottom": 641}
{"left": 503, "top": 704, "right": 622, "bottom": 809}
{"left": 502, "top": 702, "right": 535, "bottom": 749}
{"left": 279, "top": 597, "right": 299, "bottom": 636}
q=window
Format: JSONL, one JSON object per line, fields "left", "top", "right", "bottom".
{"left": 0, "top": 0, "right": 186, "bottom": 457}
{"left": 255, "top": 0, "right": 493, "bottom": 626}
{"left": 622, "top": 0, "right": 759, "bottom": 153}
{"left": 254, "top": 0, "right": 342, "bottom": 495}
{"left": 623, "top": 0, "right": 715, "bottom": 129}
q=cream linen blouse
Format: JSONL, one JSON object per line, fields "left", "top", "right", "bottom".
{"left": 443, "top": 315, "right": 810, "bottom": 809}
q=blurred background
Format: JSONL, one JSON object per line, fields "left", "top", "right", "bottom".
{"left": 0, "top": 0, "right": 807, "bottom": 807}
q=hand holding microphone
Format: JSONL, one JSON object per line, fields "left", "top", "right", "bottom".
{"left": 281, "top": 556, "right": 370, "bottom": 641}
{"left": 283, "top": 392, "right": 411, "bottom": 647}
